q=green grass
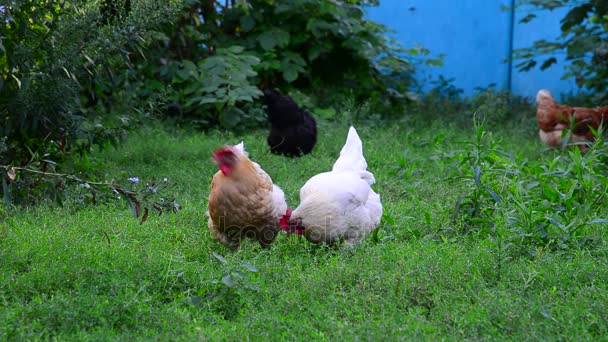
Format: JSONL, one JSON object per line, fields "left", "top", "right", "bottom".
{"left": 2, "top": 117, "right": 608, "bottom": 340}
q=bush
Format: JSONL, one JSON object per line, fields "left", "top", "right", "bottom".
{"left": 135, "top": 0, "right": 442, "bottom": 126}
{"left": 0, "top": 0, "right": 175, "bottom": 205}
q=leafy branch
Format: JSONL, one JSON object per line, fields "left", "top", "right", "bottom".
{"left": 512, "top": 0, "right": 608, "bottom": 103}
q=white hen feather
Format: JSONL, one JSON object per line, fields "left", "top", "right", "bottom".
{"left": 288, "top": 126, "right": 382, "bottom": 245}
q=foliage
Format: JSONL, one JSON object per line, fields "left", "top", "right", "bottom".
{"left": 155, "top": 45, "right": 264, "bottom": 128}
{"left": 451, "top": 122, "right": 505, "bottom": 234}
{"left": 447, "top": 119, "right": 608, "bottom": 255}
{"left": 468, "top": 87, "right": 538, "bottom": 131}
{"left": 1, "top": 1, "right": 130, "bottom": 164}
{"left": 0, "top": 0, "right": 182, "bottom": 205}
{"left": 187, "top": 253, "right": 260, "bottom": 319}
{"left": 513, "top": 0, "right": 608, "bottom": 103}
{"left": 138, "top": 0, "right": 441, "bottom": 126}
{"left": 505, "top": 145, "right": 608, "bottom": 252}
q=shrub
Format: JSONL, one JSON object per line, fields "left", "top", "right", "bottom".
{"left": 0, "top": 0, "right": 174, "bottom": 205}
{"left": 135, "top": 0, "right": 442, "bottom": 126}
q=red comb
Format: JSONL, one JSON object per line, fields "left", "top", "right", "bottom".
{"left": 213, "top": 146, "right": 234, "bottom": 159}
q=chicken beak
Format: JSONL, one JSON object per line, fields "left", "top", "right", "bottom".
{"left": 280, "top": 209, "right": 304, "bottom": 236}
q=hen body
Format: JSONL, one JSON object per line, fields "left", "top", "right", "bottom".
{"left": 207, "top": 142, "right": 287, "bottom": 250}
{"left": 536, "top": 89, "right": 608, "bottom": 148}
{"left": 263, "top": 89, "right": 317, "bottom": 157}
{"left": 281, "top": 126, "right": 382, "bottom": 245}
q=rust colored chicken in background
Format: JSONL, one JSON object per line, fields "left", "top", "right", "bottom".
{"left": 536, "top": 89, "right": 608, "bottom": 149}
{"left": 207, "top": 142, "right": 287, "bottom": 250}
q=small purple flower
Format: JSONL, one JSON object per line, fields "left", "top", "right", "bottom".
{"left": 128, "top": 177, "right": 140, "bottom": 184}
{"left": 0, "top": 6, "right": 6, "bottom": 14}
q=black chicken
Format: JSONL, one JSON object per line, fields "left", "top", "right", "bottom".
{"left": 263, "top": 89, "right": 317, "bottom": 157}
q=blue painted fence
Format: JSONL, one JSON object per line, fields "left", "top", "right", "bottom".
{"left": 366, "top": 1, "right": 580, "bottom": 100}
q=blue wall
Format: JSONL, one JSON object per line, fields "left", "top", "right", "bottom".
{"left": 366, "top": 0, "right": 579, "bottom": 100}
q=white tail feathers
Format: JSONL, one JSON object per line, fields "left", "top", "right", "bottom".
{"left": 332, "top": 126, "right": 368, "bottom": 174}
{"left": 233, "top": 141, "right": 248, "bottom": 157}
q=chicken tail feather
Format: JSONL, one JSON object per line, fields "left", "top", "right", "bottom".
{"left": 332, "top": 126, "right": 368, "bottom": 173}
{"left": 233, "top": 141, "right": 248, "bottom": 156}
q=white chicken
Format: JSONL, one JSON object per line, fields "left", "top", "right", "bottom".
{"left": 280, "top": 126, "right": 382, "bottom": 245}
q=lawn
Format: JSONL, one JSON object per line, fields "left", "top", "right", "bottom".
{"left": 2, "top": 114, "right": 608, "bottom": 340}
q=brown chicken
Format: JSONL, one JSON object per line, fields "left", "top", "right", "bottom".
{"left": 207, "top": 142, "right": 287, "bottom": 250}
{"left": 536, "top": 89, "right": 608, "bottom": 149}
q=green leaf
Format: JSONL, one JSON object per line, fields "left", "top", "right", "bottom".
{"left": 484, "top": 186, "right": 502, "bottom": 204}
{"left": 540, "top": 57, "right": 557, "bottom": 70}
{"left": 561, "top": 4, "right": 593, "bottom": 31}
{"left": 542, "top": 183, "right": 560, "bottom": 202}
{"left": 212, "top": 252, "right": 228, "bottom": 264}
{"left": 306, "top": 18, "right": 337, "bottom": 37}
{"left": 196, "top": 96, "right": 222, "bottom": 106}
{"left": 257, "top": 28, "right": 290, "bottom": 51}
{"left": 371, "top": 226, "right": 381, "bottom": 243}
{"left": 244, "top": 283, "right": 261, "bottom": 291}
{"left": 280, "top": 52, "right": 306, "bottom": 83}
{"left": 282, "top": 68, "right": 298, "bottom": 83}
{"left": 175, "top": 60, "right": 199, "bottom": 82}
{"left": 519, "top": 13, "right": 537, "bottom": 24}
{"left": 240, "top": 263, "right": 258, "bottom": 272}
{"left": 453, "top": 197, "right": 466, "bottom": 221}
{"left": 473, "top": 165, "right": 482, "bottom": 187}
{"left": 423, "top": 211, "right": 432, "bottom": 225}
{"left": 307, "top": 45, "right": 324, "bottom": 62}
{"left": 219, "top": 107, "right": 244, "bottom": 128}
{"left": 516, "top": 60, "right": 537, "bottom": 72}
{"left": 226, "top": 45, "right": 245, "bottom": 54}
{"left": 240, "top": 15, "right": 256, "bottom": 32}
{"left": 382, "top": 213, "right": 395, "bottom": 226}
{"left": 231, "top": 271, "right": 245, "bottom": 280}
{"left": 222, "top": 275, "right": 235, "bottom": 288}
